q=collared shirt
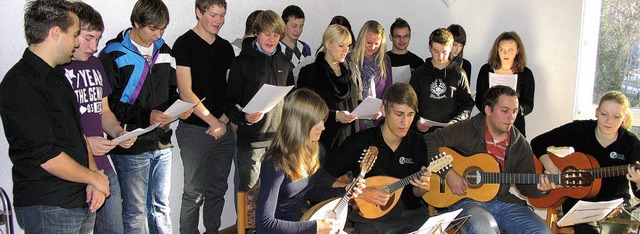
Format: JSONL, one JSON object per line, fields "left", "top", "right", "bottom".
{"left": 485, "top": 123, "right": 510, "bottom": 170}
{"left": 0, "top": 49, "right": 88, "bottom": 208}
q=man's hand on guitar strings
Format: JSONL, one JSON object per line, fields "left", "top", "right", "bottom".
{"left": 409, "top": 166, "right": 432, "bottom": 195}
{"left": 537, "top": 172, "right": 560, "bottom": 192}
{"left": 445, "top": 169, "right": 468, "bottom": 196}
{"left": 359, "top": 187, "right": 391, "bottom": 206}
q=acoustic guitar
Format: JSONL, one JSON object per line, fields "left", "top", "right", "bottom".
{"left": 300, "top": 146, "right": 378, "bottom": 233}
{"left": 354, "top": 153, "right": 452, "bottom": 219}
{"left": 422, "top": 147, "right": 594, "bottom": 208}
{"left": 529, "top": 151, "right": 640, "bottom": 208}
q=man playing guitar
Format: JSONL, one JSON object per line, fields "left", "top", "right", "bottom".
{"left": 325, "top": 83, "right": 432, "bottom": 234}
{"left": 425, "top": 85, "right": 558, "bottom": 233}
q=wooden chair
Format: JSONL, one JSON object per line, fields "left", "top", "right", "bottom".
{"left": 546, "top": 207, "right": 574, "bottom": 234}
{"left": 237, "top": 186, "right": 260, "bottom": 234}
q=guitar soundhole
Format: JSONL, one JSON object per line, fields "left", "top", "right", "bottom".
{"left": 464, "top": 167, "right": 483, "bottom": 188}
{"left": 326, "top": 210, "right": 337, "bottom": 220}
{"left": 380, "top": 193, "right": 395, "bottom": 211}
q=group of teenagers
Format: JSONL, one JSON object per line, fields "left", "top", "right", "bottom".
{"left": 3, "top": 0, "right": 640, "bottom": 234}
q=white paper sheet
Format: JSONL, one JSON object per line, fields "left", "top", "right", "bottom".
{"left": 112, "top": 122, "right": 160, "bottom": 143}
{"left": 557, "top": 198, "right": 624, "bottom": 227}
{"left": 392, "top": 65, "right": 412, "bottom": 84}
{"left": 489, "top": 72, "right": 518, "bottom": 90}
{"left": 351, "top": 96, "right": 382, "bottom": 119}
{"left": 163, "top": 99, "right": 201, "bottom": 123}
{"left": 292, "top": 55, "right": 315, "bottom": 77}
{"left": 419, "top": 117, "right": 451, "bottom": 127}
{"left": 410, "top": 209, "right": 463, "bottom": 234}
{"left": 241, "top": 84, "right": 294, "bottom": 114}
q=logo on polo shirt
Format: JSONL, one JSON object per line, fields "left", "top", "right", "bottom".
{"left": 399, "top": 157, "right": 413, "bottom": 164}
{"left": 610, "top": 151, "right": 625, "bottom": 160}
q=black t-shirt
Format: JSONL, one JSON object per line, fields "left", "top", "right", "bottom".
{"left": 172, "top": 30, "right": 235, "bottom": 127}
{"left": 325, "top": 125, "right": 429, "bottom": 210}
{"left": 386, "top": 51, "right": 424, "bottom": 71}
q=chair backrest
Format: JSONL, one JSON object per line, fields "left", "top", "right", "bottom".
{"left": 546, "top": 207, "right": 574, "bottom": 234}
{"left": 0, "top": 187, "right": 14, "bottom": 234}
{"left": 237, "top": 185, "right": 260, "bottom": 234}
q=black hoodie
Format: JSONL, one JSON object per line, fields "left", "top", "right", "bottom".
{"left": 224, "top": 38, "right": 294, "bottom": 148}
{"left": 409, "top": 58, "right": 474, "bottom": 126}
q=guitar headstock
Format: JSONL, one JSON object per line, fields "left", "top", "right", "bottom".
{"left": 560, "top": 170, "right": 594, "bottom": 187}
{"left": 358, "top": 146, "right": 379, "bottom": 177}
{"left": 428, "top": 152, "right": 453, "bottom": 173}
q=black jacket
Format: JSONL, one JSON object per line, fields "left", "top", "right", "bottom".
{"left": 297, "top": 53, "right": 359, "bottom": 153}
{"left": 99, "top": 28, "right": 178, "bottom": 154}
{"left": 224, "top": 38, "right": 294, "bottom": 148}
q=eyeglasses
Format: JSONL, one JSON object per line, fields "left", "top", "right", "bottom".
{"left": 392, "top": 34, "right": 411, "bottom": 40}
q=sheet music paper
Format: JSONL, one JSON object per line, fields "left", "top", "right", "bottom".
{"left": 489, "top": 72, "right": 518, "bottom": 90}
{"left": 392, "top": 65, "right": 412, "bottom": 84}
{"left": 164, "top": 98, "right": 201, "bottom": 123}
{"left": 557, "top": 198, "right": 624, "bottom": 227}
{"left": 410, "top": 209, "right": 464, "bottom": 234}
{"left": 350, "top": 96, "right": 382, "bottom": 119}
{"left": 292, "top": 55, "right": 315, "bottom": 77}
{"left": 241, "top": 84, "right": 294, "bottom": 114}
{"left": 112, "top": 122, "right": 160, "bottom": 143}
{"left": 419, "top": 117, "right": 451, "bottom": 127}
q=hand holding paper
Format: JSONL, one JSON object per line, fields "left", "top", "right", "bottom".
{"left": 351, "top": 96, "right": 383, "bottom": 119}
{"left": 241, "top": 84, "right": 294, "bottom": 114}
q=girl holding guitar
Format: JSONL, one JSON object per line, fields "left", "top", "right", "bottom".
{"left": 255, "top": 89, "right": 363, "bottom": 234}
{"left": 532, "top": 91, "right": 640, "bottom": 234}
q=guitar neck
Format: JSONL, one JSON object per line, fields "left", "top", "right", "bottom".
{"left": 589, "top": 164, "right": 638, "bottom": 178}
{"left": 479, "top": 172, "right": 561, "bottom": 184}
{"left": 386, "top": 168, "right": 428, "bottom": 193}
{"left": 332, "top": 174, "right": 365, "bottom": 215}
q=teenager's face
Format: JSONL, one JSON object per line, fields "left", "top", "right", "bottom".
{"left": 256, "top": 31, "right": 280, "bottom": 54}
{"left": 390, "top": 27, "right": 411, "bottom": 51}
{"left": 364, "top": 31, "right": 382, "bottom": 59}
{"left": 132, "top": 22, "right": 166, "bottom": 47}
{"left": 498, "top": 39, "right": 519, "bottom": 65}
{"left": 596, "top": 100, "right": 626, "bottom": 136}
{"left": 196, "top": 5, "right": 226, "bottom": 35}
{"left": 381, "top": 103, "right": 415, "bottom": 139}
{"left": 429, "top": 42, "right": 451, "bottom": 67}
{"left": 72, "top": 30, "right": 102, "bottom": 61}
{"left": 309, "top": 120, "right": 325, "bottom": 142}
{"left": 284, "top": 17, "right": 304, "bottom": 41}
{"left": 57, "top": 12, "right": 80, "bottom": 64}
{"left": 485, "top": 95, "right": 518, "bottom": 135}
{"left": 451, "top": 42, "right": 464, "bottom": 57}
{"left": 324, "top": 38, "right": 350, "bottom": 63}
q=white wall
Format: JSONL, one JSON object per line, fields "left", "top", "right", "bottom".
{"left": 0, "top": 0, "right": 583, "bottom": 233}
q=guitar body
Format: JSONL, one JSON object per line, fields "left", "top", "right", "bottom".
{"left": 300, "top": 197, "right": 348, "bottom": 232}
{"left": 354, "top": 176, "right": 403, "bottom": 219}
{"left": 530, "top": 152, "right": 601, "bottom": 208}
{"left": 423, "top": 147, "right": 501, "bottom": 208}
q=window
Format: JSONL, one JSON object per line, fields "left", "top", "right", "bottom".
{"left": 576, "top": 0, "right": 640, "bottom": 135}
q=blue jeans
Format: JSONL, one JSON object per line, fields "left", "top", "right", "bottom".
{"left": 94, "top": 168, "right": 124, "bottom": 234}
{"left": 450, "top": 198, "right": 551, "bottom": 234}
{"left": 15, "top": 205, "right": 95, "bottom": 233}
{"left": 112, "top": 148, "right": 172, "bottom": 234}
{"left": 177, "top": 122, "right": 234, "bottom": 234}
